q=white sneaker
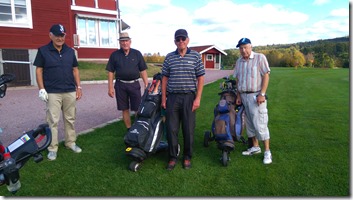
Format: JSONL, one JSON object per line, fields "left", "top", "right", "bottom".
{"left": 263, "top": 151, "right": 272, "bottom": 164}
{"left": 242, "top": 146, "right": 261, "bottom": 156}
{"left": 47, "top": 151, "right": 57, "bottom": 161}
{"left": 66, "top": 144, "right": 82, "bottom": 153}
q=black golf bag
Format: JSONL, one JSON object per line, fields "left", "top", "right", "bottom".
{"left": 0, "top": 73, "right": 52, "bottom": 193}
{"left": 204, "top": 76, "right": 246, "bottom": 166}
{"left": 124, "top": 73, "right": 167, "bottom": 171}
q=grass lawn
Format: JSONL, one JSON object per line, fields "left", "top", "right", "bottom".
{"left": 1, "top": 67, "right": 349, "bottom": 197}
{"left": 78, "top": 61, "right": 163, "bottom": 81}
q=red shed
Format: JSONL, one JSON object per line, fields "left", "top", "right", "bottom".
{"left": 0, "top": 0, "right": 128, "bottom": 86}
{"left": 189, "top": 45, "right": 227, "bottom": 69}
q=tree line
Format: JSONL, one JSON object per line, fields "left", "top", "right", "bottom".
{"left": 222, "top": 36, "right": 349, "bottom": 68}
{"left": 143, "top": 36, "right": 349, "bottom": 68}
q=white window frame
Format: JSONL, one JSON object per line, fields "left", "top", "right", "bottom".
{"left": 0, "top": 0, "right": 33, "bottom": 29}
{"left": 76, "top": 14, "right": 118, "bottom": 48}
{"left": 206, "top": 54, "right": 213, "bottom": 61}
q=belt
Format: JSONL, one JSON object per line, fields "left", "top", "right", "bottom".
{"left": 241, "top": 91, "right": 258, "bottom": 94}
{"left": 169, "top": 91, "right": 195, "bottom": 94}
{"left": 117, "top": 79, "right": 138, "bottom": 83}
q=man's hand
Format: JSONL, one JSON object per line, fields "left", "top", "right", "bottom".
{"left": 108, "top": 88, "right": 115, "bottom": 98}
{"left": 192, "top": 98, "right": 201, "bottom": 112}
{"left": 38, "top": 89, "right": 48, "bottom": 102}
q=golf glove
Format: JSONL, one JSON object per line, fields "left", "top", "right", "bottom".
{"left": 38, "top": 89, "right": 48, "bottom": 102}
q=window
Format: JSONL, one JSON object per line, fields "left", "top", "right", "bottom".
{"left": 77, "top": 17, "right": 117, "bottom": 47}
{"left": 0, "top": 0, "right": 32, "bottom": 28}
{"left": 206, "top": 54, "right": 213, "bottom": 61}
{"left": 100, "top": 20, "right": 117, "bottom": 47}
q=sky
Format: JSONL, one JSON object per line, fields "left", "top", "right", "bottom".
{"left": 118, "top": 0, "right": 349, "bottom": 56}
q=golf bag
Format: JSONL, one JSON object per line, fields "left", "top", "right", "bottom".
{"left": 0, "top": 73, "right": 52, "bottom": 193}
{"left": 204, "top": 76, "right": 245, "bottom": 166}
{"left": 213, "top": 88, "right": 245, "bottom": 146}
{"left": 124, "top": 73, "right": 167, "bottom": 171}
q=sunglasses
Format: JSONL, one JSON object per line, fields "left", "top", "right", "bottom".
{"left": 175, "top": 37, "right": 187, "bottom": 42}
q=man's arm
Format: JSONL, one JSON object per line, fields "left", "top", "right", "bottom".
{"left": 260, "top": 72, "right": 270, "bottom": 95}
{"left": 73, "top": 67, "right": 82, "bottom": 100}
{"left": 161, "top": 76, "right": 168, "bottom": 109}
{"left": 192, "top": 75, "right": 204, "bottom": 112}
{"left": 256, "top": 72, "right": 270, "bottom": 105}
{"left": 73, "top": 67, "right": 81, "bottom": 88}
{"left": 36, "top": 67, "right": 44, "bottom": 89}
{"left": 36, "top": 67, "right": 49, "bottom": 102}
{"left": 108, "top": 71, "right": 115, "bottom": 98}
{"left": 140, "top": 70, "right": 148, "bottom": 88}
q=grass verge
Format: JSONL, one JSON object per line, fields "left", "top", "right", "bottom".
{"left": 1, "top": 68, "right": 349, "bottom": 197}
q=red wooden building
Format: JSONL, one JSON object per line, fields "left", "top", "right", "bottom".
{"left": 0, "top": 0, "right": 127, "bottom": 86}
{"left": 189, "top": 45, "right": 227, "bottom": 69}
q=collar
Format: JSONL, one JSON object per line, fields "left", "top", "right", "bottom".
{"left": 48, "top": 41, "right": 68, "bottom": 52}
{"left": 174, "top": 47, "right": 191, "bottom": 55}
{"left": 241, "top": 51, "right": 254, "bottom": 61}
{"left": 119, "top": 48, "right": 131, "bottom": 56}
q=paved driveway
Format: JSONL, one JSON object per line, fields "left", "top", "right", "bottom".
{"left": 0, "top": 69, "right": 233, "bottom": 146}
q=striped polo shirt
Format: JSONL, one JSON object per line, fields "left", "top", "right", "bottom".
{"left": 233, "top": 51, "right": 270, "bottom": 93}
{"left": 162, "top": 48, "right": 205, "bottom": 93}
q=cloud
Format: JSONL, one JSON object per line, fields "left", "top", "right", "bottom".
{"left": 192, "top": 1, "right": 308, "bottom": 25}
{"left": 330, "top": 8, "right": 349, "bottom": 17}
{"left": 119, "top": 0, "right": 347, "bottom": 55}
{"left": 189, "top": 1, "right": 309, "bottom": 47}
{"left": 313, "top": 0, "right": 330, "bottom": 5}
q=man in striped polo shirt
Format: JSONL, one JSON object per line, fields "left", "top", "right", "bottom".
{"left": 161, "top": 29, "right": 205, "bottom": 170}
{"left": 233, "top": 38, "right": 272, "bottom": 164}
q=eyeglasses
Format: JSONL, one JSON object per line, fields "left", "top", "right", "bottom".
{"left": 175, "top": 37, "right": 186, "bottom": 42}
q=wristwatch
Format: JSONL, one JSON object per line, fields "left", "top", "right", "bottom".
{"left": 260, "top": 93, "right": 266, "bottom": 97}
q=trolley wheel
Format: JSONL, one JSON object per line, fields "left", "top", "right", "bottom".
{"left": 204, "top": 131, "right": 211, "bottom": 147}
{"left": 33, "top": 153, "right": 43, "bottom": 163}
{"left": 222, "top": 150, "right": 229, "bottom": 166}
{"left": 129, "top": 161, "right": 141, "bottom": 172}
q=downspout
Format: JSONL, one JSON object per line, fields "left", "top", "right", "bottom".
{"left": 116, "top": 0, "right": 121, "bottom": 33}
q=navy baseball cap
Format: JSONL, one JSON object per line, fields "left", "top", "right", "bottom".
{"left": 236, "top": 38, "right": 251, "bottom": 47}
{"left": 174, "top": 29, "right": 188, "bottom": 39}
{"left": 50, "top": 24, "right": 66, "bottom": 36}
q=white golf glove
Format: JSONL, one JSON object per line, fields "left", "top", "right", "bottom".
{"left": 38, "top": 89, "right": 48, "bottom": 102}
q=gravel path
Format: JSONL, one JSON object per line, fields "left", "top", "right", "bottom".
{"left": 0, "top": 69, "right": 233, "bottom": 146}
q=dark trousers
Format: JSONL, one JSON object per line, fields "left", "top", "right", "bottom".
{"left": 166, "top": 93, "right": 195, "bottom": 161}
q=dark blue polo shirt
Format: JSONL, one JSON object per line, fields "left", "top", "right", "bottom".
{"left": 162, "top": 48, "right": 205, "bottom": 93}
{"left": 33, "top": 41, "right": 78, "bottom": 93}
{"left": 106, "top": 48, "right": 147, "bottom": 81}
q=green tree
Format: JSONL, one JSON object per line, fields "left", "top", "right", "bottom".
{"left": 223, "top": 49, "right": 240, "bottom": 67}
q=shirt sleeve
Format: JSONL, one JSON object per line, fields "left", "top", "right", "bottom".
{"left": 33, "top": 48, "right": 44, "bottom": 67}
{"left": 161, "top": 54, "right": 170, "bottom": 77}
{"left": 137, "top": 51, "right": 148, "bottom": 71}
{"left": 195, "top": 53, "right": 205, "bottom": 77}
{"left": 105, "top": 52, "right": 116, "bottom": 72}
{"left": 73, "top": 52, "right": 78, "bottom": 67}
{"left": 259, "top": 54, "right": 270, "bottom": 75}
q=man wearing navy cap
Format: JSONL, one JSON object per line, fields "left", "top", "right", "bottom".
{"left": 162, "top": 29, "right": 205, "bottom": 170}
{"left": 233, "top": 37, "right": 272, "bottom": 164}
{"left": 34, "top": 24, "right": 83, "bottom": 161}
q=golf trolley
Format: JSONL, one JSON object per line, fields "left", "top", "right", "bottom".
{"left": 0, "top": 73, "right": 52, "bottom": 193}
{"left": 124, "top": 73, "right": 169, "bottom": 172}
{"left": 204, "top": 76, "right": 246, "bottom": 166}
